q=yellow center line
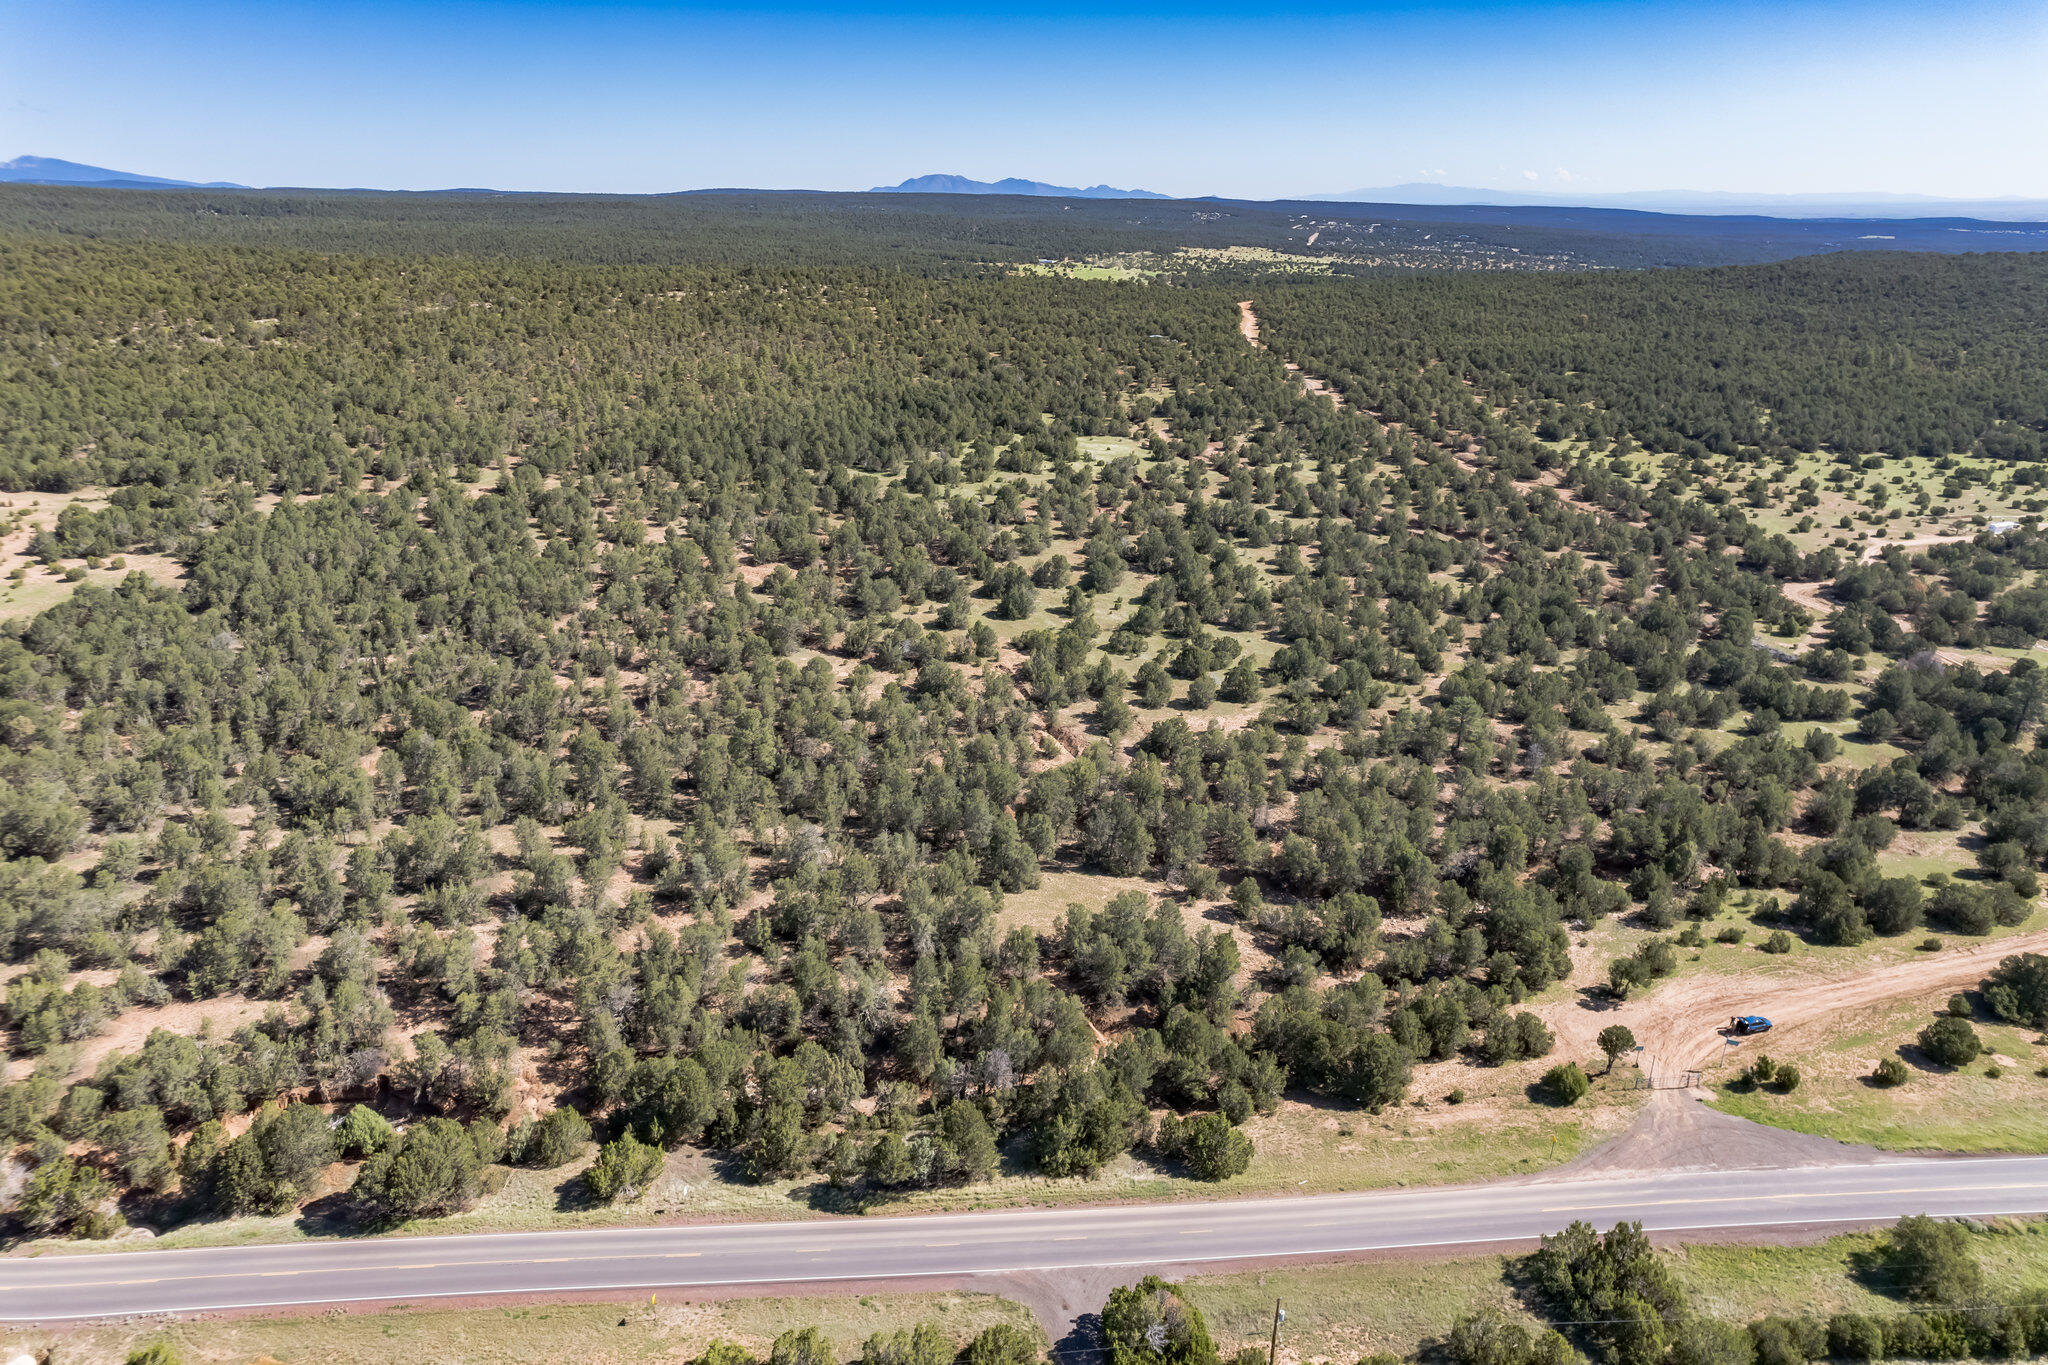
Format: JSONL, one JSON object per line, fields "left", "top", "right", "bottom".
{"left": 4, "top": 1250, "right": 712, "bottom": 1291}
{"left": 1542, "top": 1183, "right": 2045, "bottom": 1213}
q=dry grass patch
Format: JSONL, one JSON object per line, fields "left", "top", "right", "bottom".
{"left": 29, "top": 1288, "right": 1038, "bottom": 1365}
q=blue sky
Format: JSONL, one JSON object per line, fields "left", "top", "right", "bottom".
{"left": 3, "top": 0, "right": 2044, "bottom": 199}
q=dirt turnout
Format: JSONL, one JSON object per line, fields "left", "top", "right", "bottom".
{"left": 1538, "top": 927, "right": 2048, "bottom": 1080}
{"left": 1236, "top": 299, "right": 1261, "bottom": 345}
{"left": 1861, "top": 533, "right": 1976, "bottom": 561}
{"left": 1553, "top": 1087, "right": 1889, "bottom": 1177}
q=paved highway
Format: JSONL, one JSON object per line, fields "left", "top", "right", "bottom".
{"left": 5, "top": 1155, "right": 2048, "bottom": 1321}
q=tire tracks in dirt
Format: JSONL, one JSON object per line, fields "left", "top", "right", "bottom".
{"left": 1539, "top": 926, "right": 2048, "bottom": 1080}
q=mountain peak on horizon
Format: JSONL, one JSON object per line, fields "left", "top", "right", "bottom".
{"left": 872, "top": 173, "right": 1170, "bottom": 200}
{"left": 0, "top": 154, "right": 246, "bottom": 190}
{"left": 1300, "top": 180, "right": 2048, "bottom": 221}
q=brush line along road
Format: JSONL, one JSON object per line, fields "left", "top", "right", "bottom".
{"left": 6, "top": 1155, "right": 2048, "bottom": 1320}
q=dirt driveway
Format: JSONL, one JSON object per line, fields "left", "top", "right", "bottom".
{"left": 1538, "top": 926, "right": 2048, "bottom": 1079}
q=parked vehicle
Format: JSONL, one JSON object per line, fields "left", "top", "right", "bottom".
{"left": 1729, "top": 1015, "right": 1773, "bottom": 1036}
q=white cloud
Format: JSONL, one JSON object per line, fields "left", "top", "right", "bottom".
{"left": 1554, "top": 166, "right": 1575, "bottom": 182}
{"left": 1521, "top": 169, "right": 1540, "bottom": 182}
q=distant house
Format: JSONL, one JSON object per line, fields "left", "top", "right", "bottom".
{"left": 1988, "top": 520, "right": 2019, "bottom": 533}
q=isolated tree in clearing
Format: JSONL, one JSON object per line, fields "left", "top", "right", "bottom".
{"left": 1597, "top": 1025, "right": 1637, "bottom": 1073}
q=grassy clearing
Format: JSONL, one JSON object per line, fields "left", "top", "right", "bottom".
{"left": 1709, "top": 988, "right": 2048, "bottom": 1152}
{"left": 1575, "top": 447, "right": 2042, "bottom": 558}
{"left": 27, "top": 1287, "right": 1038, "bottom": 1365}
{"left": 0, "top": 554, "right": 185, "bottom": 622}
{"left": 1186, "top": 1255, "right": 1533, "bottom": 1360}
{"left": 1670, "top": 1220, "right": 2048, "bottom": 1322}
{"left": 1184, "top": 1220, "right": 2048, "bottom": 1362}
{"left": 1000, "top": 868, "right": 1165, "bottom": 934}
{"left": 1015, "top": 259, "right": 1155, "bottom": 281}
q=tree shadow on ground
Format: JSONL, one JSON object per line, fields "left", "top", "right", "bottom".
{"left": 1845, "top": 1243, "right": 1910, "bottom": 1301}
{"left": 1052, "top": 1310, "right": 1104, "bottom": 1365}
{"left": 552, "top": 1169, "right": 602, "bottom": 1212}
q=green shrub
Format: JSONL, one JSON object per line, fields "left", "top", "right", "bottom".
{"left": 585, "top": 1132, "right": 663, "bottom": 1203}
{"left": 1159, "top": 1112, "right": 1253, "bottom": 1181}
{"left": 771, "top": 1327, "right": 834, "bottom": 1365}
{"left": 335, "top": 1104, "right": 396, "bottom": 1160}
{"left": 1982, "top": 952, "right": 2048, "bottom": 1028}
{"left": 17, "top": 1153, "right": 118, "bottom": 1239}
{"left": 516, "top": 1105, "right": 592, "bottom": 1169}
{"left": 1541, "top": 1062, "right": 1590, "bottom": 1105}
{"left": 1886, "top": 1214, "right": 1982, "bottom": 1304}
{"left": 960, "top": 1324, "right": 1041, "bottom": 1365}
{"left": 694, "top": 1342, "right": 758, "bottom": 1365}
{"left": 1872, "top": 1055, "right": 1909, "bottom": 1086}
{"left": 349, "top": 1116, "right": 483, "bottom": 1219}
{"left": 1826, "top": 1313, "right": 1883, "bottom": 1361}
{"left": 1918, "top": 1015, "right": 1982, "bottom": 1068}
{"left": 1102, "top": 1277, "right": 1220, "bottom": 1365}
{"left": 862, "top": 1321, "right": 950, "bottom": 1365}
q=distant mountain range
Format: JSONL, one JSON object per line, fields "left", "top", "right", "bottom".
{"left": 1302, "top": 181, "right": 2048, "bottom": 222}
{"left": 0, "top": 155, "right": 246, "bottom": 190}
{"left": 6, "top": 156, "right": 2041, "bottom": 222}
{"left": 872, "top": 174, "right": 1169, "bottom": 200}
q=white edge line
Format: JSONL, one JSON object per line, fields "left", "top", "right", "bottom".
{"left": 8, "top": 1205, "right": 2048, "bottom": 1323}
{"left": 13, "top": 1153, "right": 2039, "bottom": 1270}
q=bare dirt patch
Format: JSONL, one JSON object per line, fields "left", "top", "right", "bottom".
{"left": 8, "top": 993, "right": 271, "bottom": 1085}
{"left": 1860, "top": 533, "right": 1974, "bottom": 562}
{"left": 1535, "top": 925, "right": 2048, "bottom": 1081}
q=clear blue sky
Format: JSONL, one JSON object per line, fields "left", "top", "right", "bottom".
{"left": 3, "top": 0, "right": 2044, "bottom": 199}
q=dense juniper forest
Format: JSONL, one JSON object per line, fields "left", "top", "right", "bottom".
{"left": 1, "top": 186, "right": 2046, "bottom": 1243}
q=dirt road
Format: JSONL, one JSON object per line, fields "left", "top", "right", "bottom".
{"left": 1861, "top": 533, "right": 1975, "bottom": 562}
{"left": 1237, "top": 299, "right": 1344, "bottom": 409}
{"left": 1539, "top": 927, "right": 2048, "bottom": 1079}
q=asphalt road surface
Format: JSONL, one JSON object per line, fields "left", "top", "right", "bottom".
{"left": 6, "top": 1155, "right": 2048, "bottom": 1321}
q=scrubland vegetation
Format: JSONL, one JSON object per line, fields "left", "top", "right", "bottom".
{"left": 0, "top": 187, "right": 2045, "bottom": 1249}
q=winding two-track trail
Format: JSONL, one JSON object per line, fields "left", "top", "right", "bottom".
{"left": 9, "top": 317, "right": 2046, "bottom": 1324}
{"left": 1238, "top": 300, "right": 1346, "bottom": 409}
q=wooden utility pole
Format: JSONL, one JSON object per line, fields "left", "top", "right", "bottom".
{"left": 1267, "top": 1299, "right": 1284, "bottom": 1365}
